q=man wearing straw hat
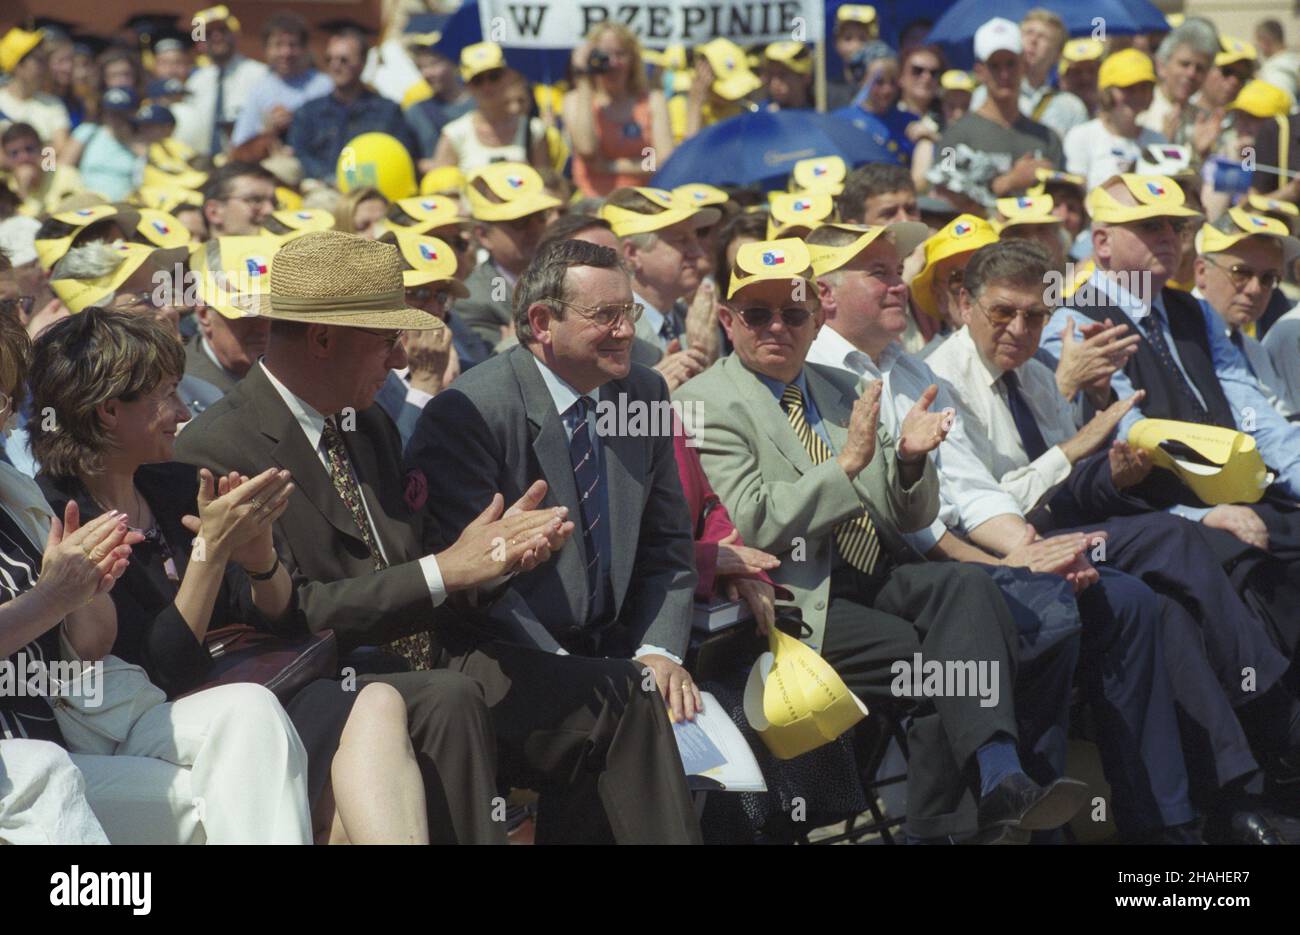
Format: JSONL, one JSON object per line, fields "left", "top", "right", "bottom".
{"left": 177, "top": 231, "right": 700, "bottom": 843}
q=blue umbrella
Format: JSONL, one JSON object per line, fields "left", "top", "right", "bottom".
{"left": 652, "top": 110, "right": 903, "bottom": 191}
{"left": 925, "top": 0, "right": 1170, "bottom": 70}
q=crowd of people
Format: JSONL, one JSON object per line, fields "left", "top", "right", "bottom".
{"left": 2, "top": 2, "right": 1300, "bottom": 846}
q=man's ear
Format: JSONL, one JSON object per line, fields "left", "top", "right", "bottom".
{"left": 527, "top": 302, "right": 555, "bottom": 346}
{"left": 717, "top": 302, "right": 737, "bottom": 343}
{"left": 1192, "top": 255, "right": 1208, "bottom": 291}
{"left": 815, "top": 278, "right": 836, "bottom": 318}
{"left": 202, "top": 198, "right": 222, "bottom": 229}
{"left": 620, "top": 238, "right": 639, "bottom": 272}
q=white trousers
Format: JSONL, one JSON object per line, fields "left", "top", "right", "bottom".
{"left": 68, "top": 683, "right": 313, "bottom": 844}
{"left": 0, "top": 738, "right": 110, "bottom": 844}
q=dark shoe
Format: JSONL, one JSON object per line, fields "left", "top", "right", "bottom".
{"left": 977, "top": 773, "right": 1090, "bottom": 835}
{"left": 1204, "top": 809, "right": 1286, "bottom": 845}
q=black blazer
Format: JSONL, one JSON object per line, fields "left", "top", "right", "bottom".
{"left": 173, "top": 362, "right": 442, "bottom": 653}
{"left": 404, "top": 344, "right": 697, "bottom": 658}
{"left": 38, "top": 462, "right": 299, "bottom": 697}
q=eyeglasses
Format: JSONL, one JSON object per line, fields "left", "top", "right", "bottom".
{"left": 1130, "top": 217, "right": 1191, "bottom": 236}
{"left": 551, "top": 298, "right": 643, "bottom": 330}
{"left": 975, "top": 298, "right": 1052, "bottom": 329}
{"left": 735, "top": 305, "right": 814, "bottom": 329}
{"left": 354, "top": 327, "right": 404, "bottom": 351}
{"left": 0, "top": 296, "right": 35, "bottom": 320}
{"left": 1204, "top": 255, "right": 1281, "bottom": 291}
{"left": 112, "top": 291, "right": 184, "bottom": 312}
{"left": 909, "top": 64, "right": 941, "bottom": 77}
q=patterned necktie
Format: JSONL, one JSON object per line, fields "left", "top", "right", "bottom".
{"left": 659, "top": 311, "right": 681, "bottom": 345}
{"left": 1139, "top": 307, "right": 1210, "bottom": 423}
{"left": 1001, "top": 371, "right": 1050, "bottom": 461}
{"left": 320, "top": 417, "right": 433, "bottom": 670}
{"left": 567, "top": 396, "right": 603, "bottom": 617}
{"left": 781, "top": 383, "right": 881, "bottom": 576}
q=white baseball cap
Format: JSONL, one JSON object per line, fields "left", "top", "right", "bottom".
{"left": 974, "top": 17, "right": 1022, "bottom": 63}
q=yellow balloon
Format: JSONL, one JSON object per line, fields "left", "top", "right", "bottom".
{"left": 336, "top": 132, "right": 417, "bottom": 201}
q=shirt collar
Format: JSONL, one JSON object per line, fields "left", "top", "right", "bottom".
{"left": 200, "top": 335, "right": 240, "bottom": 382}
{"left": 260, "top": 360, "right": 328, "bottom": 452}
{"left": 752, "top": 366, "right": 809, "bottom": 404}
{"left": 954, "top": 324, "right": 1006, "bottom": 388}
{"left": 494, "top": 258, "right": 519, "bottom": 292}
{"left": 531, "top": 352, "right": 593, "bottom": 418}
{"left": 809, "top": 324, "right": 886, "bottom": 379}
{"left": 1085, "top": 268, "right": 1165, "bottom": 321}
{"left": 634, "top": 289, "right": 666, "bottom": 336}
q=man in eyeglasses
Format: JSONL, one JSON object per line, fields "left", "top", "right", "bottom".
{"left": 675, "top": 236, "right": 1095, "bottom": 843}
{"left": 404, "top": 237, "right": 704, "bottom": 842}
{"left": 928, "top": 237, "right": 1300, "bottom": 842}
{"left": 457, "top": 163, "right": 560, "bottom": 349}
{"left": 1194, "top": 210, "right": 1300, "bottom": 418}
{"left": 1043, "top": 174, "right": 1300, "bottom": 559}
{"left": 201, "top": 162, "right": 279, "bottom": 237}
{"left": 600, "top": 186, "right": 719, "bottom": 389}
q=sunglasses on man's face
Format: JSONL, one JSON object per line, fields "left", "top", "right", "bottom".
{"left": 735, "top": 305, "right": 813, "bottom": 329}
{"left": 909, "top": 64, "right": 941, "bottom": 77}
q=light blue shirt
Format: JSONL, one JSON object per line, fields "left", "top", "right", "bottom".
{"left": 753, "top": 368, "right": 833, "bottom": 451}
{"left": 231, "top": 68, "right": 334, "bottom": 147}
{"left": 1042, "top": 271, "right": 1300, "bottom": 512}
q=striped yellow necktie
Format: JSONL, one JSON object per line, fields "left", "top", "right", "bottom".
{"left": 781, "top": 383, "right": 881, "bottom": 575}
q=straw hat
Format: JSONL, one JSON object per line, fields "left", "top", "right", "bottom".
{"left": 256, "top": 230, "right": 444, "bottom": 332}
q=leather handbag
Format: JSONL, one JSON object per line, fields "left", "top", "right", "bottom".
{"left": 180, "top": 625, "right": 338, "bottom": 703}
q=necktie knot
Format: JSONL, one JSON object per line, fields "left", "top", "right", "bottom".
{"left": 1000, "top": 370, "right": 1020, "bottom": 391}
{"left": 780, "top": 383, "right": 805, "bottom": 413}
{"left": 570, "top": 395, "right": 593, "bottom": 424}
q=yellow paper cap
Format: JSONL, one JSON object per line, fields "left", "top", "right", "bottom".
{"left": 699, "top": 38, "right": 762, "bottom": 101}
{"left": 807, "top": 221, "right": 931, "bottom": 276}
{"left": 1215, "top": 36, "right": 1258, "bottom": 68}
{"left": 1230, "top": 79, "right": 1293, "bottom": 118}
{"left": 743, "top": 629, "right": 868, "bottom": 760}
{"left": 391, "top": 233, "right": 471, "bottom": 296}
{"left": 911, "top": 214, "right": 999, "bottom": 320}
{"left": 1129, "top": 418, "right": 1273, "bottom": 505}
{"left": 50, "top": 242, "right": 156, "bottom": 314}
{"left": 790, "top": 155, "right": 848, "bottom": 194}
{"left": 1086, "top": 174, "right": 1201, "bottom": 224}
{"left": 1195, "top": 208, "right": 1300, "bottom": 263}
{"left": 765, "top": 41, "right": 812, "bottom": 75}
{"left": 460, "top": 41, "right": 505, "bottom": 82}
{"left": 727, "top": 238, "right": 815, "bottom": 299}
{"left": 600, "top": 186, "right": 719, "bottom": 237}
{"left": 188, "top": 235, "right": 279, "bottom": 318}
{"left": 465, "top": 162, "right": 560, "bottom": 223}
{"left": 993, "top": 194, "right": 1061, "bottom": 233}
{"left": 767, "top": 191, "right": 835, "bottom": 238}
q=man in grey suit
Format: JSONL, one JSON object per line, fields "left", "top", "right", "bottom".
{"left": 406, "top": 238, "right": 701, "bottom": 707}
{"left": 455, "top": 163, "right": 560, "bottom": 348}
{"left": 674, "top": 237, "right": 1089, "bottom": 843}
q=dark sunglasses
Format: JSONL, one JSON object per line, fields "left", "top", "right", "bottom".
{"left": 736, "top": 305, "right": 813, "bottom": 328}
{"left": 909, "top": 64, "right": 941, "bottom": 77}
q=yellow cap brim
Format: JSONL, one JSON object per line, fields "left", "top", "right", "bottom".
{"left": 603, "top": 204, "right": 721, "bottom": 238}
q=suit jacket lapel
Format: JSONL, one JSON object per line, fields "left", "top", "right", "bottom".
{"left": 511, "top": 348, "right": 590, "bottom": 617}
{"left": 246, "top": 366, "right": 366, "bottom": 549}
{"left": 346, "top": 408, "right": 419, "bottom": 565}
{"left": 804, "top": 364, "right": 860, "bottom": 452}
{"left": 724, "top": 356, "right": 813, "bottom": 473}
{"left": 598, "top": 380, "right": 643, "bottom": 605}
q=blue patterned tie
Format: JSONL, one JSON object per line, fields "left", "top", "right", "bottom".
{"left": 568, "top": 396, "right": 603, "bottom": 615}
{"left": 1139, "top": 308, "right": 1210, "bottom": 423}
{"left": 1001, "top": 371, "right": 1050, "bottom": 461}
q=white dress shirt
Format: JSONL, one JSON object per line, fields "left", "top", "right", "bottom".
{"left": 259, "top": 361, "right": 447, "bottom": 605}
{"left": 531, "top": 354, "right": 678, "bottom": 663}
{"left": 925, "top": 327, "right": 1077, "bottom": 534}
{"left": 177, "top": 55, "right": 269, "bottom": 155}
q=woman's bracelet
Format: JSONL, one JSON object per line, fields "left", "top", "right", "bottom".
{"left": 247, "top": 554, "right": 281, "bottom": 581}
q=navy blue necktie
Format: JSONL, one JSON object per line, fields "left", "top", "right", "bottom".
{"left": 1001, "top": 371, "right": 1050, "bottom": 461}
{"left": 567, "top": 396, "right": 605, "bottom": 620}
{"left": 659, "top": 312, "right": 681, "bottom": 345}
{"left": 1139, "top": 308, "right": 1210, "bottom": 422}
{"left": 1229, "top": 329, "right": 1258, "bottom": 378}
